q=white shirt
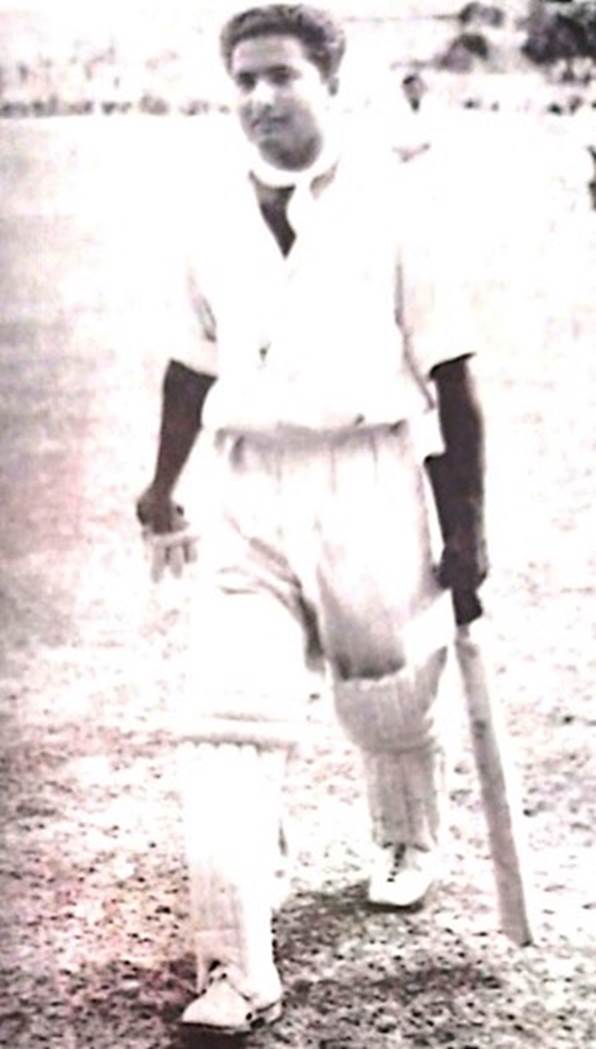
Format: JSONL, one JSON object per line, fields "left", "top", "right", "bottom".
{"left": 174, "top": 126, "right": 477, "bottom": 441}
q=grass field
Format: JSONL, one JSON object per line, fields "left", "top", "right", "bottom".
{"left": 0, "top": 112, "right": 595, "bottom": 1047}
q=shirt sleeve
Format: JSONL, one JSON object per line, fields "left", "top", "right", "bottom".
{"left": 157, "top": 158, "right": 219, "bottom": 378}
{"left": 397, "top": 151, "right": 484, "bottom": 379}
{"left": 157, "top": 255, "right": 218, "bottom": 378}
{"left": 178, "top": 265, "right": 218, "bottom": 377}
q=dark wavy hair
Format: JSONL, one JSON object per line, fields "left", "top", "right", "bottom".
{"left": 220, "top": 4, "right": 346, "bottom": 80}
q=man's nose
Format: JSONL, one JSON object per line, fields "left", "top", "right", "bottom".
{"left": 251, "top": 78, "right": 276, "bottom": 110}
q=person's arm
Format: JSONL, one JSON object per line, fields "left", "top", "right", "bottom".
{"left": 426, "top": 354, "right": 488, "bottom": 610}
{"left": 136, "top": 360, "right": 215, "bottom": 533}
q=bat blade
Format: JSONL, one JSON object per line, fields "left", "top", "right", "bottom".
{"left": 456, "top": 622, "right": 535, "bottom": 946}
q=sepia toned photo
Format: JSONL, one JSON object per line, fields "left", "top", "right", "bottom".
{"left": 1, "top": 2, "right": 594, "bottom": 1045}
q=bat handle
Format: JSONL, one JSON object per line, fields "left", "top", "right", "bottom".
{"left": 453, "top": 589, "right": 483, "bottom": 627}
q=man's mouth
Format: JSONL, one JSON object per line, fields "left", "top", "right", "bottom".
{"left": 252, "top": 116, "right": 285, "bottom": 135}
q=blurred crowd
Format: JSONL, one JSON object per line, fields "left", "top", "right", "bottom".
{"left": 0, "top": 2, "right": 595, "bottom": 119}
{"left": 0, "top": 40, "right": 228, "bottom": 117}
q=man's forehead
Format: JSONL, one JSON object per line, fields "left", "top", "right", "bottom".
{"left": 230, "top": 33, "right": 310, "bottom": 73}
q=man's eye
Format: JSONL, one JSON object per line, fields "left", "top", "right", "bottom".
{"left": 269, "top": 68, "right": 295, "bottom": 86}
{"left": 236, "top": 73, "right": 256, "bottom": 92}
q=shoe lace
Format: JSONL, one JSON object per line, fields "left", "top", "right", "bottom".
{"left": 386, "top": 843, "right": 407, "bottom": 882}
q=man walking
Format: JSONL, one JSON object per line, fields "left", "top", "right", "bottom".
{"left": 137, "top": 4, "right": 487, "bottom": 1034}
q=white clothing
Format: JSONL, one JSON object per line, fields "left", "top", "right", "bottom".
{"left": 185, "top": 418, "right": 452, "bottom": 848}
{"left": 172, "top": 130, "right": 461, "bottom": 1005}
{"left": 175, "top": 136, "right": 476, "bottom": 445}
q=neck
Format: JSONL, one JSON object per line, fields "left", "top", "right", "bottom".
{"left": 245, "top": 121, "right": 342, "bottom": 190}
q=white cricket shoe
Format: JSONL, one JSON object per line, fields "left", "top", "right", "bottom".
{"left": 368, "top": 843, "right": 437, "bottom": 908}
{"left": 182, "top": 963, "right": 282, "bottom": 1034}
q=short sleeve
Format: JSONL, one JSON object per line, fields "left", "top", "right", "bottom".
{"left": 178, "top": 265, "right": 218, "bottom": 377}
{"left": 157, "top": 151, "right": 220, "bottom": 378}
{"left": 397, "top": 148, "right": 484, "bottom": 378}
{"left": 153, "top": 252, "right": 218, "bottom": 378}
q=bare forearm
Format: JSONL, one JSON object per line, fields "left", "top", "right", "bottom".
{"left": 137, "top": 360, "right": 215, "bottom": 534}
{"left": 151, "top": 360, "right": 215, "bottom": 496}
{"left": 427, "top": 355, "right": 485, "bottom": 536}
{"left": 426, "top": 355, "right": 488, "bottom": 613}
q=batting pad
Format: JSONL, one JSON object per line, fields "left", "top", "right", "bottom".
{"left": 333, "top": 648, "right": 451, "bottom": 850}
{"left": 178, "top": 738, "right": 289, "bottom": 1002}
{"left": 361, "top": 745, "right": 447, "bottom": 851}
{"left": 333, "top": 646, "right": 448, "bottom": 753}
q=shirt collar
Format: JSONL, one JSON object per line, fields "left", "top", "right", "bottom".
{"left": 244, "top": 122, "right": 342, "bottom": 196}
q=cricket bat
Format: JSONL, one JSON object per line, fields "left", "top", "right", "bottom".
{"left": 453, "top": 590, "right": 535, "bottom": 946}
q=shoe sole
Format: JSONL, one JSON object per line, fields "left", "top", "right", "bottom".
{"left": 367, "top": 892, "right": 428, "bottom": 912}
{"left": 181, "top": 997, "right": 283, "bottom": 1035}
{"left": 367, "top": 881, "right": 435, "bottom": 911}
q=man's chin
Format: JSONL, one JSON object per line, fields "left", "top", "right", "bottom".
{"left": 252, "top": 136, "right": 289, "bottom": 167}
{"left": 255, "top": 140, "right": 312, "bottom": 173}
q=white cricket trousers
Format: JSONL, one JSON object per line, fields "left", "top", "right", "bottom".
{"left": 180, "top": 421, "right": 454, "bottom": 994}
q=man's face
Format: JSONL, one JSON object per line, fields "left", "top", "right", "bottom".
{"left": 229, "top": 33, "right": 336, "bottom": 171}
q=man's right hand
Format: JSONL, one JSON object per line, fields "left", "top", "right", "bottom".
{"left": 136, "top": 485, "right": 198, "bottom": 582}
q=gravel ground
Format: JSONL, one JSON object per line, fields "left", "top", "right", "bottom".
{"left": 0, "top": 114, "right": 595, "bottom": 1048}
